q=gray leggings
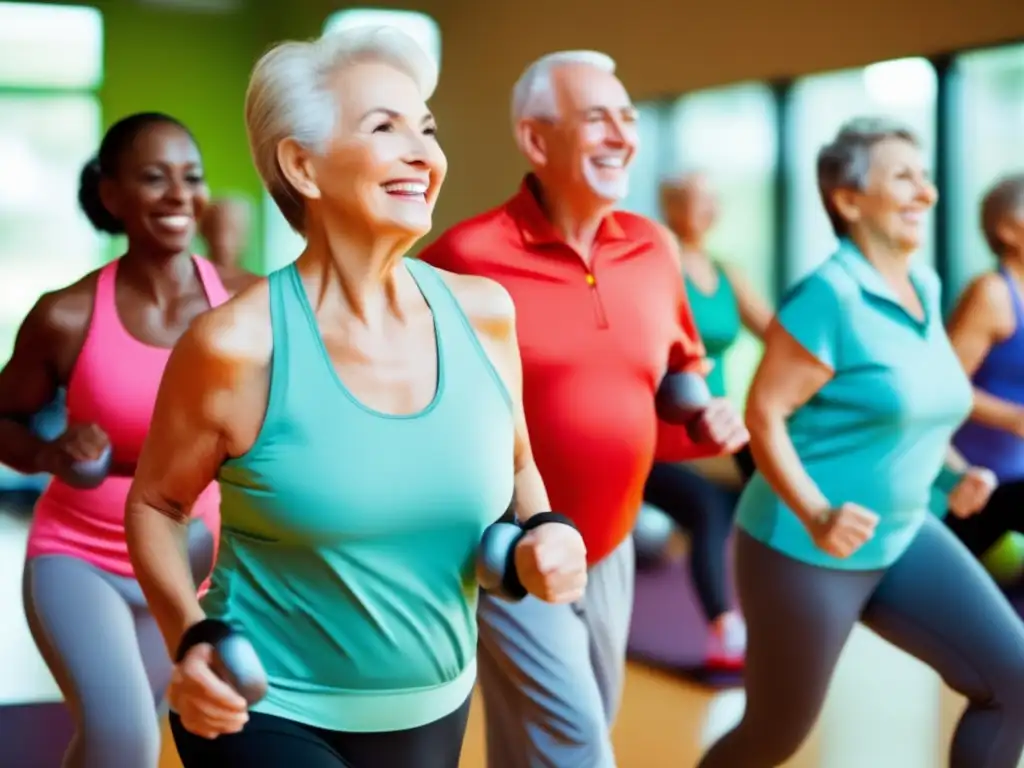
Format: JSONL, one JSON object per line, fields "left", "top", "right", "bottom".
{"left": 699, "top": 515, "right": 1024, "bottom": 768}
{"left": 23, "top": 520, "right": 215, "bottom": 768}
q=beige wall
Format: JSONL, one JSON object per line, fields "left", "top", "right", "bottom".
{"left": 379, "top": 0, "right": 1023, "bottom": 235}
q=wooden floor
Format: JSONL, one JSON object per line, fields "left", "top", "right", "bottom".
{"left": 0, "top": 509, "right": 1016, "bottom": 768}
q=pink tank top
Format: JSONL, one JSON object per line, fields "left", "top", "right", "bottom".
{"left": 26, "top": 256, "right": 229, "bottom": 577}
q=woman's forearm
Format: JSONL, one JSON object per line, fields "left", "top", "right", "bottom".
{"left": 125, "top": 502, "right": 206, "bottom": 657}
{"left": 747, "top": 412, "right": 831, "bottom": 526}
{"left": 512, "top": 459, "right": 551, "bottom": 521}
{"left": 971, "top": 388, "right": 1024, "bottom": 436}
{"left": 0, "top": 418, "right": 50, "bottom": 474}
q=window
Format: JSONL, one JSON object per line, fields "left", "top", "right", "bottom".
{"left": 785, "top": 57, "right": 938, "bottom": 284}
{"left": 323, "top": 8, "right": 441, "bottom": 70}
{"left": 946, "top": 44, "right": 1024, "bottom": 298}
{"left": 620, "top": 103, "right": 669, "bottom": 221}
{"left": 261, "top": 9, "right": 442, "bottom": 272}
{"left": 667, "top": 82, "right": 779, "bottom": 405}
{"left": 0, "top": 3, "right": 103, "bottom": 364}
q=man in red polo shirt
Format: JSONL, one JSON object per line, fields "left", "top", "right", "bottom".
{"left": 421, "top": 50, "right": 748, "bottom": 767}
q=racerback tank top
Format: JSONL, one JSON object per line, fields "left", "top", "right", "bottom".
{"left": 685, "top": 262, "right": 741, "bottom": 398}
{"left": 27, "top": 256, "right": 229, "bottom": 577}
{"left": 202, "top": 258, "right": 514, "bottom": 734}
{"left": 953, "top": 266, "right": 1024, "bottom": 482}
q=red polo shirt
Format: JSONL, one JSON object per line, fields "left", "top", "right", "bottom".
{"left": 420, "top": 176, "right": 714, "bottom": 565}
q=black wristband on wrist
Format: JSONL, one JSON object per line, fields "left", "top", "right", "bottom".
{"left": 175, "top": 618, "right": 232, "bottom": 663}
{"left": 501, "top": 512, "right": 579, "bottom": 599}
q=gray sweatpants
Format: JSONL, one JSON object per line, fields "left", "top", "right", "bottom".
{"left": 477, "top": 537, "right": 634, "bottom": 768}
{"left": 699, "top": 515, "right": 1024, "bottom": 768}
{"left": 22, "top": 520, "right": 215, "bottom": 768}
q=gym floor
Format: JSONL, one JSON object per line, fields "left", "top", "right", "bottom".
{"left": 0, "top": 506, "right": 1014, "bottom": 768}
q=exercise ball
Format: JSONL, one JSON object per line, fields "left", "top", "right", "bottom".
{"left": 633, "top": 503, "right": 674, "bottom": 568}
{"left": 982, "top": 532, "right": 1024, "bottom": 586}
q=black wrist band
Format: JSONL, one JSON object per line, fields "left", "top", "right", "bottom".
{"left": 501, "top": 512, "right": 578, "bottom": 599}
{"left": 520, "top": 511, "right": 577, "bottom": 533}
{"left": 175, "top": 618, "right": 232, "bottom": 663}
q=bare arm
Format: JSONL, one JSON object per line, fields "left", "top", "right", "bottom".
{"left": 126, "top": 300, "right": 266, "bottom": 656}
{"left": 0, "top": 293, "right": 79, "bottom": 473}
{"left": 946, "top": 273, "right": 1022, "bottom": 436}
{"left": 746, "top": 320, "right": 835, "bottom": 526}
{"left": 722, "top": 262, "right": 773, "bottom": 340}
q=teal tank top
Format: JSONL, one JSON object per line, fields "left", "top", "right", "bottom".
{"left": 685, "top": 264, "right": 742, "bottom": 398}
{"left": 203, "top": 258, "right": 515, "bottom": 733}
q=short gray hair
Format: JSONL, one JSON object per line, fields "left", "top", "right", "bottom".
{"left": 817, "top": 116, "right": 920, "bottom": 236}
{"left": 510, "top": 50, "right": 616, "bottom": 127}
{"left": 246, "top": 25, "right": 438, "bottom": 233}
{"left": 981, "top": 173, "right": 1024, "bottom": 255}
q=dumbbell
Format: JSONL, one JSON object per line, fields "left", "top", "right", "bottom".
{"left": 64, "top": 443, "right": 113, "bottom": 490}
{"left": 476, "top": 511, "right": 579, "bottom": 602}
{"left": 176, "top": 620, "right": 269, "bottom": 706}
{"left": 655, "top": 371, "right": 712, "bottom": 425}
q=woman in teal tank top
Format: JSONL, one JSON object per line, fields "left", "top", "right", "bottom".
{"left": 640, "top": 171, "right": 773, "bottom": 672}
{"left": 122, "top": 28, "right": 587, "bottom": 768}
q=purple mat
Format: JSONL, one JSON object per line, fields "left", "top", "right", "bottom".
{"left": 0, "top": 701, "right": 73, "bottom": 767}
{"left": 628, "top": 553, "right": 743, "bottom": 688}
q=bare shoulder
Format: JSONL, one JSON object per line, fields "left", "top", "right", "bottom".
{"left": 30, "top": 272, "right": 98, "bottom": 337}
{"left": 431, "top": 267, "right": 516, "bottom": 342}
{"left": 181, "top": 277, "right": 273, "bottom": 368}
{"left": 964, "top": 271, "right": 1012, "bottom": 309}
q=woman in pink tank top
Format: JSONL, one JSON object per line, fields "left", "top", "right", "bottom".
{"left": 0, "top": 112, "right": 256, "bottom": 768}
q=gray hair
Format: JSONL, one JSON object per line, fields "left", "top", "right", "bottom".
{"left": 817, "top": 116, "right": 920, "bottom": 236}
{"left": 510, "top": 50, "right": 617, "bottom": 128}
{"left": 246, "top": 25, "right": 438, "bottom": 233}
{"left": 981, "top": 173, "right": 1024, "bottom": 255}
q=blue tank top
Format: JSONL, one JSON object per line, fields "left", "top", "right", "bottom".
{"left": 203, "top": 258, "right": 514, "bottom": 732}
{"left": 953, "top": 267, "right": 1024, "bottom": 482}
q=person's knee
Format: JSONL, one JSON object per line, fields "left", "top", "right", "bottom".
{"left": 79, "top": 706, "right": 161, "bottom": 764}
{"left": 979, "top": 652, "right": 1024, "bottom": 714}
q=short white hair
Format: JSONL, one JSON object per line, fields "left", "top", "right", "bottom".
{"left": 510, "top": 50, "right": 616, "bottom": 127}
{"left": 246, "top": 25, "right": 438, "bottom": 233}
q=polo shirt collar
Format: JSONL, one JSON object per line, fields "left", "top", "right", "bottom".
{"left": 835, "top": 237, "right": 929, "bottom": 326}
{"left": 509, "top": 174, "right": 627, "bottom": 247}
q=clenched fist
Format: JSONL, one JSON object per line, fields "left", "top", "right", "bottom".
{"left": 948, "top": 467, "right": 996, "bottom": 519}
{"left": 514, "top": 522, "right": 588, "bottom": 603}
{"left": 689, "top": 399, "right": 750, "bottom": 454}
{"left": 806, "top": 502, "right": 879, "bottom": 559}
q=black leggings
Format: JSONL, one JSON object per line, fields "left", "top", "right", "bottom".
{"left": 946, "top": 478, "right": 1024, "bottom": 557}
{"left": 699, "top": 515, "right": 1024, "bottom": 767}
{"left": 642, "top": 446, "right": 754, "bottom": 621}
{"left": 170, "top": 695, "right": 472, "bottom": 768}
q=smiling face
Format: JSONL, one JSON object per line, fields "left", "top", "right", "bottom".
{"left": 833, "top": 137, "right": 937, "bottom": 252}
{"left": 522, "top": 63, "right": 638, "bottom": 206}
{"left": 306, "top": 60, "right": 446, "bottom": 240}
{"left": 101, "top": 121, "right": 208, "bottom": 254}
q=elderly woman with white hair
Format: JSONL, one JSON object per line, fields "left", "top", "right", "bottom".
{"left": 698, "top": 118, "right": 1024, "bottom": 768}
{"left": 124, "top": 26, "right": 586, "bottom": 767}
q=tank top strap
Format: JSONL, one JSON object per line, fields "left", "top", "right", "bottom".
{"left": 405, "top": 258, "right": 512, "bottom": 410}
{"left": 1000, "top": 266, "right": 1024, "bottom": 330}
{"left": 193, "top": 255, "right": 231, "bottom": 307}
{"left": 84, "top": 259, "right": 125, "bottom": 342}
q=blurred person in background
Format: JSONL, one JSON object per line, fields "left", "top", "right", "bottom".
{"left": 641, "top": 170, "right": 774, "bottom": 672}
{"left": 199, "top": 196, "right": 255, "bottom": 291}
{"left": 699, "top": 118, "right": 1024, "bottom": 768}
{"left": 941, "top": 174, "right": 1024, "bottom": 561}
{"left": 0, "top": 111, "right": 254, "bottom": 768}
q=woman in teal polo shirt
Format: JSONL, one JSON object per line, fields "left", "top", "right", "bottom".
{"left": 699, "top": 118, "right": 1024, "bottom": 768}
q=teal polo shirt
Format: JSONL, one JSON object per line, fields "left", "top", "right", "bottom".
{"left": 736, "top": 240, "right": 973, "bottom": 570}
